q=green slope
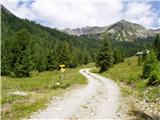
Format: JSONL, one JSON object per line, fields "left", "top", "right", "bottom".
{"left": 92, "top": 56, "right": 160, "bottom": 101}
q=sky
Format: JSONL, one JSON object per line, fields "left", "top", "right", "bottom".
{"left": 1, "top": 0, "right": 160, "bottom": 29}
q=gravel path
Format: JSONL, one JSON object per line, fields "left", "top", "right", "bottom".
{"left": 30, "top": 69, "right": 120, "bottom": 120}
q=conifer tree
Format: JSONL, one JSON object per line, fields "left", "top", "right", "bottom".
{"left": 154, "top": 35, "right": 160, "bottom": 60}
{"left": 113, "top": 48, "right": 124, "bottom": 64}
{"left": 1, "top": 38, "right": 13, "bottom": 75}
{"left": 46, "top": 50, "right": 58, "bottom": 70}
{"left": 96, "top": 38, "right": 113, "bottom": 73}
{"left": 143, "top": 51, "right": 160, "bottom": 85}
{"left": 11, "top": 29, "right": 33, "bottom": 77}
{"left": 56, "top": 42, "right": 71, "bottom": 67}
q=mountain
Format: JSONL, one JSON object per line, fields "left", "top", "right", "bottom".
{"left": 61, "top": 26, "right": 109, "bottom": 36}
{"left": 154, "top": 28, "right": 160, "bottom": 33}
{"left": 61, "top": 19, "right": 159, "bottom": 41}
{"left": 103, "top": 19, "right": 157, "bottom": 41}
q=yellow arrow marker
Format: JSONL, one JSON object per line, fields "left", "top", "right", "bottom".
{"left": 61, "top": 68, "right": 65, "bottom": 72}
{"left": 59, "top": 64, "right": 65, "bottom": 68}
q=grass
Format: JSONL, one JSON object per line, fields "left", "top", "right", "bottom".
{"left": 1, "top": 63, "right": 94, "bottom": 120}
{"left": 92, "top": 57, "right": 160, "bottom": 101}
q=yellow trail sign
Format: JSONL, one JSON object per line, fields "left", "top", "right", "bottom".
{"left": 59, "top": 64, "right": 65, "bottom": 68}
{"left": 59, "top": 64, "right": 66, "bottom": 80}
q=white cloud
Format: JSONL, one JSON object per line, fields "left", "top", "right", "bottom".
{"left": 1, "top": 0, "right": 38, "bottom": 20}
{"left": 30, "top": 0, "right": 123, "bottom": 28}
{"left": 1, "top": 0, "right": 159, "bottom": 29}
{"left": 123, "top": 2, "right": 158, "bottom": 28}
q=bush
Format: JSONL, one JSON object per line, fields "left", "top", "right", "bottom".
{"left": 147, "top": 65, "right": 160, "bottom": 85}
{"left": 143, "top": 52, "right": 160, "bottom": 85}
{"left": 143, "top": 63, "right": 154, "bottom": 79}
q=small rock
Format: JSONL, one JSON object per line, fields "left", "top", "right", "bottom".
{"left": 10, "top": 91, "right": 28, "bottom": 96}
{"left": 91, "top": 112, "right": 95, "bottom": 116}
{"left": 55, "top": 82, "right": 60, "bottom": 85}
{"left": 145, "top": 99, "right": 149, "bottom": 103}
{"left": 56, "top": 108, "right": 62, "bottom": 111}
{"left": 149, "top": 110, "right": 152, "bottom": 114}
{"left": 2, "top": 104, "right": 11, "bottom": 113}
{"left": 53, "top": 96, "right": 60, "bottom": 100}
{"left": 140, "top": 101, "right": 143, "bottom": 104}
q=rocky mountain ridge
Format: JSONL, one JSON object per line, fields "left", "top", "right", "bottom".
{"left": 61, "top": 19, "right": 160, "bottom": 41}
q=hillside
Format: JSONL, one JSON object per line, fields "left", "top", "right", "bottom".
{"left": 1, "top": 5, "right": 100, "bottom": 76}
{"left": 1, "top": 5, "right": 100, "bottom": 49}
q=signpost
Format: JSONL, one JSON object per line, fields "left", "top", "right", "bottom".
{"left": 59, "top": 64, "right": 65, "bottom": 80}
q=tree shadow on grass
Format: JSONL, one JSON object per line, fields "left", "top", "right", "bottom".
{"left": 131, "top": 110, "right": 160, "bottom": 120}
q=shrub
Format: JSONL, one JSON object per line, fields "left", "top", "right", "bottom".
{"left": 143, "top": 52, "right": 160, "bottom": 85}
{"left": 147, "top": 64, "right": 160, "bottom": 85}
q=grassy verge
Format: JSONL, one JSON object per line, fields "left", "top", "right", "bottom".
{"left": 1, "top": 63, "right": 94, "bottom": 120}
{"left": 91, "top": 57, "right": 160, "bottom": 101}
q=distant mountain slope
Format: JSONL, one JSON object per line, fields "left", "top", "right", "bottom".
{"left": 61, "top": 26, "right": 109, "bottom": 36}
{"left": 61, "top": 19, "right": 159, "bottom": 41}
{"left": 1, "top": 5, "right": 100, "bottom": 50}
{"left": 104, "top": 19, "right": 156, "bottom": 41}
{"left": 154, "top": 28, "right": 160, "bottom": 33}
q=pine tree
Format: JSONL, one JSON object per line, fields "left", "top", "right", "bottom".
{"left": 46, "top": 49, "right": 58, "bottom": 70}
{"left": 69, "top": 54, "right": 78, "bottom": 68}
{"left": 10, "top": 29, "right": 33, "bottom": 77}
{"left": 113, "top": 48, "right": 124, "bottom": 64}
{"left": 143, "top": 51, "right": 160, "bottom": 85}
{"left": 78, "top": 51, "right": 85, "bottom": 65}
{"left": 96, "top": 38, "right": 113, "bottom": 73}
{"left": 56, "top": 42, "right": 71, "bottom": 67}
{"left": 33, "top": 44, "right": 48, "bottom": 72}
{"left": 1, "top": 37, "right": 13, "bottom": 75}
{"left": 154, "top": 35, "right": 160, "bottom": 61}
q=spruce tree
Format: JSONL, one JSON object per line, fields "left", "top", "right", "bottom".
{"left": 1, "top": 38, "right": 13, "bottom": 75}
{"left": 154, "top": 35, "right": 160, "bottom": 61}
{"left": 143, "top": 52, "right": 160, "bottom": 85}
{"left": 69, "top": 49, "right": 79, "bottom": 68}
{"left": 10, "top": 29, "right": 33, "bottom": 77}
{"left": 96, "top": 38, "right": 113, "bottom": 73}
{"left": 113, "top": 48, "right": 124, "bottom": 64}
{"left": 56, "top": 42, "right": 71, "bottom": 67}
{"left": 46, "top": 49, "right": 58, "bottom": 70}
{"left": 33, "top": 45, "right": 48, "bottom": 72}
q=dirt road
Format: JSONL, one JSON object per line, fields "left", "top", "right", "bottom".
{"left": 30, "top": 69, "right": 120, "bottom": 119}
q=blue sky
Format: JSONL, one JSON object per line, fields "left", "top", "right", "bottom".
{"left": 1, "top": 0, "right": 160, "bottom": 29}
